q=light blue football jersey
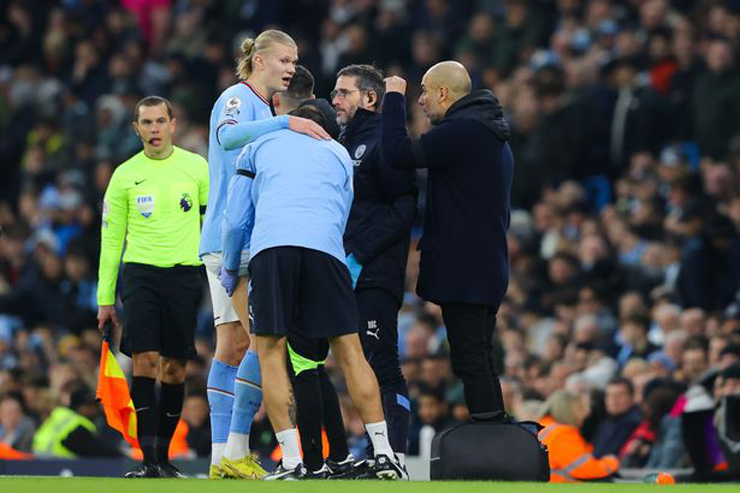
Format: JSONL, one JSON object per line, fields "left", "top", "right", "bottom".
{"left": 200, "top": 82, "right": 274, "bottom": 256}
{"left": 221, "top": 130, "right": 354, "bottom": 271}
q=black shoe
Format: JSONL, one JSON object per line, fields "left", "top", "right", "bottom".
{"left": 124, "top": 462, "right": 160, "bottom": 478}
{"left": 263, "top": 460, "right": 307, "bottom": 481}
{"left": 373, "top": 454, "right": 406, "bottom": 480}
{"left": 158, "top": 462, "right": 187, "bottom": 478}
{"left": 327, "top": 458, "right": 375, "bottom": 480}
{"left": 325, "top": 454, "right": 355, "bottom": 478}
{"left": 305, "top": 464, "right": 330, "bottom": 479}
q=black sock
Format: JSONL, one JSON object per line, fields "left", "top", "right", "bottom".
{"left": 292, "top": 368, "right": 325, "bottom": 471}
{"left": 131, "top": 376, "right": 158, "bottom": 464}
{"left": 156, "top": 382, "right": 185, "bottom": 464}
{"left": 319, "top": 366, "right": 349, "bottom": 462}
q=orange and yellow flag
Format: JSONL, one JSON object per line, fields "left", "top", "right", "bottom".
{"left": 96, "top": 339, "right": 139, "bottom": 448}
{"left": 0, "top": 442, "right": 33, "bottom": 460}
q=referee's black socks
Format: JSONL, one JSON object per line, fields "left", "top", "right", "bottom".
{"left": 292, "top": 368, "right": 325, "bottom": 471}
{"left": 319, "top": 366, "right": 350, "bottom": 462}
{"left": 156, "top": 382, "right": 185, "bottom": 464}
{"left": 131, "top": 376, "right": 158, "bottom": 464}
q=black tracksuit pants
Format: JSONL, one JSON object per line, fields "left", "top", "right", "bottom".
{"left": 357, "top": 288, "right": 410, "bottom": 454}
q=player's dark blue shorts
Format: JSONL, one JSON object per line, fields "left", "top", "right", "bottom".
{"left": 248, "top": 246, "right": 359, "bottom": 338}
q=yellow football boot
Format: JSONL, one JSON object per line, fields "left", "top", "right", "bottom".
{"left": 220, "top": 455, "right": 267, "bottom": 479}
{"left": 209, "top": 464, "right": 224, "bottom": 479}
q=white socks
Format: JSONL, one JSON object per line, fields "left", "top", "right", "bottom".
{"left": 365, "top": 421, "right": 395, "bottom": 458}
{"left": 276, "top": 428, "right": 302, "bottom": 469}
{"left": 223, "top": 432, "right": 250, "bottom": 461}
{"left": 211, "top": 442, "right": 226, "bottom": 466}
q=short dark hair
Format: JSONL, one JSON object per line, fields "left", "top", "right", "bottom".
{"left": 285, "top": 65, "right": 314, "bottom": 102}
{"left": 134, "top": 95, "right": 173, "bottom": 121}
{"left": 290, "top": 98, "right": 340, "bottom": 139}
{"left": 608, "top": 377, "right": 634, "bottom": 396}
{"left": 624, "top": 314, "right": 650, "bottom": 331}
{"left": 684, "top": 336, "right": 709, "bottom": 353}
{"left": 336, "top": 64, "right": 385, "bottom": 110}
{"left": 550, "top": 251, "right": 579, "bottom": 269}
{"left": 290, "top": 105, "right": 323, "bottom": 124}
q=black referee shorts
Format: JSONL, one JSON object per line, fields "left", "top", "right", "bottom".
{"left": 288, "top": 329, "right": 330, "bottom": 366}
{"left": 248, "top": 246, "right": 358, "bottom": 339}
{"left": 120, "top": 263, "right": 202, "bottom": 360}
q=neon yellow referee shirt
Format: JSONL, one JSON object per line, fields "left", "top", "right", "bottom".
{"left": 97, "top": 146, "right": 209, "bottom": 305}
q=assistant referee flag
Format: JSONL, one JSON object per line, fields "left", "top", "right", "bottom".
{"left": 96, "top": 336, "right": 138, "bottom": 448}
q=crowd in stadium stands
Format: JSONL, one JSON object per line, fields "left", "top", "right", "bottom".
{"left": 1, "top": 0, "right": 740, "bottom": 473}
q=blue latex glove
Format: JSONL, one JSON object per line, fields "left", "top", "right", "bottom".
{"left": 219, "top": 266, "right": 239, "bottom": 297}
{"left": 346, "top": 253, "right": 363, "bottom": 289}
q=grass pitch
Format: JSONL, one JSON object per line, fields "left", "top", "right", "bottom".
{"left": 1, "top": 477, "right": 740, "bottom": 493}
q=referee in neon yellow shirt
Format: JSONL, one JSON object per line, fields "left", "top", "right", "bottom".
{"left": 97, "top": 96, "right": 208, "bottom": 478}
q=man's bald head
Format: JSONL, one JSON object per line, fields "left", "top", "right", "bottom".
{"left": 424, "top": 61, "right": 472, "bottom": 98}
{"left": 419, "top": 61, "right": 472, "bottom": 124}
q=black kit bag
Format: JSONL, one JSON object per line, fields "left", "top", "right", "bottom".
{"left": 430, "top": 421, "right": 550, "bottom": 481}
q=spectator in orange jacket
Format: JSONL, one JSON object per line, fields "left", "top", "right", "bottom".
{"left": 538, "top": 390, "right": 619, "bottom": 483}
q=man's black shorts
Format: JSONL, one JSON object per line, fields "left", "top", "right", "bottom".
{"left": 248, "top": 246, "right": 358, "bottom": 338}
{"left": 120, "top": 263, "right": 202, "bottom": 359}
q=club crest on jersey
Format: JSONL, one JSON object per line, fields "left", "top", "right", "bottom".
{"left": 180, "top": 193, "right": 193, "bottom": 212}
{"left": 136, "top": 195, "right": 154, "bottom": 218}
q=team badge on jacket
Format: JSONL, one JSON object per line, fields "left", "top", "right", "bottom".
{"left": 355, "top": 144, "right": 366, "bottom": 159}
{"left": 136, "top": 195, "right": 154, "bottom": 218}
{"left": 352, "top": 144, "right": 367, "bottom": 167}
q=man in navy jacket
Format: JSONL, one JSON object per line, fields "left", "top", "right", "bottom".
{"left": 332, "top": 64, "right": 417, "bottom": 459}
{"left": 381, "top": 61, "right": 513, "bottom": 421}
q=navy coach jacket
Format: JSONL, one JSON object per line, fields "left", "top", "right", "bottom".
{"left": 342, "top": 108, "right": 417, "bottom": 303}
{"left": 381, "top": 90, "right": 513, "bottom": 308}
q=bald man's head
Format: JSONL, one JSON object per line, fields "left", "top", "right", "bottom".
{"left": 419, "top": 61, "right": 472, "bottom": 124}
{"left": 425, "top": 61, "right": 472, "bottom": 97}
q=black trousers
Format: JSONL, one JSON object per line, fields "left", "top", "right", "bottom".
{"left": 440, "top": 302, "right": 505, "bottom": 420}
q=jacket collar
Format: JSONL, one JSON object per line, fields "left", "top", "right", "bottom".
{"left": 341, "top": 107, "right": 380, "bottom": 143}
{"left": 442, "top": 89, "right": 511, "bottom": 140}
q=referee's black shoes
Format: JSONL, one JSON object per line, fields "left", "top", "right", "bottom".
{"left": 324, "top": 454, "right": 356, "bottom": 478}
{"left": 330, "top": 458, "right": 373, "bottom": 480}
{"left": 304, "top": 464, "right": 331, "bottom": 479}
{"left": 263, "top": 460, "right": 308, "bottom": 481}
{"left": 124, "top": 462, "right": 161, "bottom": 478}
{"left": 158, "top": 462, "right": 187, "bottom": 478}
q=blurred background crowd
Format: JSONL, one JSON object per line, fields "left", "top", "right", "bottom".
{"left": 1, "top": 0, "right": 740, "bottom": 473}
